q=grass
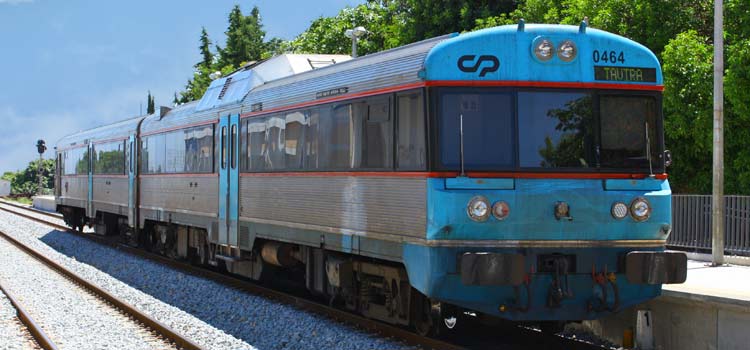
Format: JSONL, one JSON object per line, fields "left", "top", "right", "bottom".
{"left": 4, "top": 196, "right": 32, "bottom": 205}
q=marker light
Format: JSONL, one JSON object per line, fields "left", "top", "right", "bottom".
{"left": 533, "top": 38, "right": 555, "bottom": 61}
{"left": 557, "top": 40, "right": 577, "bottom": 61}
{"left": 492, "top": 201, "right": 510, "bottom": 221}
{"left": 630, "top": 197, "right": 651, "bottom": 222}
{"left": 467, "top": 196, "right": 491, "bottom": 222}
{"left": 611, "top": 202, "right": 629, "bottom": 220}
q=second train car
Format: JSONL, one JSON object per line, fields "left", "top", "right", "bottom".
{"left": 55, "top": 22, "right": 687, "bottom": 335}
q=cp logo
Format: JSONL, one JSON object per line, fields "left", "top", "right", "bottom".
{"left": 457, "top": 55, "right": 500, "bottom": 77}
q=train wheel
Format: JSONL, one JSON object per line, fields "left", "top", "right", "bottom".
{"left": 411, "top": 290, "right": 460, "bottom": 337}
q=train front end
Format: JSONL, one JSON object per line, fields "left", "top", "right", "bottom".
{"left": 404, "top": 23, "right": 687, "bottom": 323}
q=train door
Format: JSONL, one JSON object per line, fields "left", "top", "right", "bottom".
{"left": 127, "top": 135, "right": 137, "bottom": 228}
{"left": 55, "top": 152, "right": 62, "bottom": 197}
{"left": 86, "top": 142, "right": 94, "bottom": 218}
{"left": 218, "top": 114, "right": 240, "bottom": 248}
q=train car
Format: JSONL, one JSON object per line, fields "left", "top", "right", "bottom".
{"left": 55, "top": 22, "right": 687, "bottom": 335}
{"left": 56, "top": 116, "right": 144, "bottom": 233}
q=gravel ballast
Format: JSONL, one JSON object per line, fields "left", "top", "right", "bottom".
{"left": 0, "top": 287, "right": 38, "bottom": 350}
{"left": 0, "top": 236, "right": 180, "bottom": 350}
{"left": 0, "top": 208, "right": 407, "bottom": 350}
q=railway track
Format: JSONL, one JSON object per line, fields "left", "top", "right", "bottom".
{"left": 0, "top": 205, "right": 202, "bottom": 350}
{"left": 0, "top": 280, "right": 58, "bottom": 350}
{"left": 0, "top": 201, "right": 608, "bottom": 350}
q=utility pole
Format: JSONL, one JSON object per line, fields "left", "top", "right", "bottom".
{"left": 711, "top": 0, "right": 725, "bottom": 266}
{"left": 36, "top": 139, "right": 46, "bottom": 196}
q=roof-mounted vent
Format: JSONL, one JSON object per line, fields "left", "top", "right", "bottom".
{"left": 159, "top": 106, "right": 172, "bottom": 119}
{"left": 218, "top": 77, "right": 234, "bottom": 100}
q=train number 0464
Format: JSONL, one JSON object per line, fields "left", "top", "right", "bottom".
{"left": 592, "top": 50, "right": 625, "bottom": 64}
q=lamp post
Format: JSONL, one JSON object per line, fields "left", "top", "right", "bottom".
{"left": 711, "top": 0, "right": 725, "bottom": 266}
{"left": 345, "top": 26, "right": 367, "bottom": 58}
{"left": 36, "top": 139, "right": 46, "bottom": 196}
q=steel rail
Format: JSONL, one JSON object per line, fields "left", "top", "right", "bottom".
{"left": 0, "top": 200, "right": 62, "bottom": 220}
{"left": 0, "top": 282, "right": 59, "bottom": 350}
{"left": 0, "top": 204, "right": 464, "bottom": 350}
{"left": 0, "top": 221, "right": 203, "bottom": 350}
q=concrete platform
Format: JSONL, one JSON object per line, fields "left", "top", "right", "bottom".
{"left": 587, "top": 260, "right": 750, "bottom": 350}
{"left": 32, "top": 195, "right": 56, "bottom": 212}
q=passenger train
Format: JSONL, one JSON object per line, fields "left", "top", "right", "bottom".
{"left": 55, "top": 22, "right": 687, "bottom": 335}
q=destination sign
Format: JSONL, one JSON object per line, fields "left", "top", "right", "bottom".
{"left": 316, "top": 87, "right": 349, "bottom": 99}
{"left": 594, "top": 66, "right": 657, "bottom": 83}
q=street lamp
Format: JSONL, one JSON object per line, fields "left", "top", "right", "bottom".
{"left": 345, "top": 26, "right": 367, "bottom": 58}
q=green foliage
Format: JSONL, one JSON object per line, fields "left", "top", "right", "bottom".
{"left": 146, "top": 90, "right": 155, "bottom": 114}
{"left": 176, "top": 5, "right": 284, "bottom": 104}
{"left": 662, "top": 31, "right": 714, "bottom": 194}
{"left": 291, "top": 2, "right": 402, "bottom": 55}
{"left": 217, "top": 6, "right": 266, "bottom": 68}
{"left": 5, "top": 159, "right": 54, "bottom": 196}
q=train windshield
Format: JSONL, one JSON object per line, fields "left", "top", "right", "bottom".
{"left": 436, "top": 88, "right": 663, "bottom": 173}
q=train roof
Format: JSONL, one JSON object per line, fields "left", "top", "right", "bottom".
{"left": 59, "top": 23, "right": 663, "bottom": 144}
{"left": 56, "top": 115, "right": 145, "bottom": 150}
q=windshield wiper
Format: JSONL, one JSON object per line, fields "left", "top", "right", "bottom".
{"left": 645, "top": 121, "right": 654, "bottom": 177}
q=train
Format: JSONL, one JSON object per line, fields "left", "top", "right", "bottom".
{"left": 55, "top": 22, "right": 687, "bottom": 335}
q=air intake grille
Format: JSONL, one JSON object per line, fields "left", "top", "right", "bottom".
{"left": 218, "top": 77, "right": 233, "bottom": 100}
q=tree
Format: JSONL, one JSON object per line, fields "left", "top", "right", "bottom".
{"left": 291, "top": 2, "right": 403, "bottom": 55}
{"left": 176, "top": 5, "right": 271, "bottom": 104}
{"left": 198, "top": 27, "right": 213, "bottom": 68}
{"left": 218, "top": 5, "right": 266, "bottom": 68}
{"left": 146, "top": 91, "right": 155, "bottom": 114}
{"left": 5, "top": 159, "right": 55, "bottom": 196}
{"left": 661, "top": 31, "right": 713, "bottom": 194}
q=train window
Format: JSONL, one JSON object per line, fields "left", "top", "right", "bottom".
{"left": 438, "top": 90, "right": 515, "bottom": 170}
{"left": 247, "top": 119, "right": 267, "bottom": 171}
{"left": 265, "top": 115, "right": 284, "bottom": 170}
{"left": 231, "top": 124, "right": 238, "bottom": 169}
{"left": 397, "top": 92, "right": 426, "bottom": 170}
{"left": 184, "top": 125, "right": 214, "bottom": 173}
{"left": 165, "top": 131, "right": 187, "bottom": 173}
{"left": 517, "top": 92, "right": 594, "bottom": 169}
{"left": 361, "top": 98, "right": 392, "bottom": 169}
{"left": 284, "top": 111, "right": 306, "bottom": 170}
{"left": 322, "top": 104, "right": 353, "bottom": 169}
{"left": 304, "top": 108, "right": 321, "bottom": 169}
{"left": 93, "top": 141, "right": 126, "bottom": 175}
{"left": 63, "top": 146, "right": 89, "bottom": 175}
{"left": 221, "top": 126, "right": 227, "bottom": 170}
{"left": 599, "top": 96, "right": 661, "bottom": 171}
{"left": 143, "top": 133, "right": 166, "bottom": 174}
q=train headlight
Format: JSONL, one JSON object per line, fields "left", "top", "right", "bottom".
{"left": 533, "top": 38, "right": 555, "bottom": 61}
{"left": 557, "top": 40, "right": 577, "bottom": 61}
{"left": 611, "top": 202, "right": 629, "bottom": 220}
{"left": 630, "top": 197, "right": 651, "bottom": 222}
{"left": 492, "top": 201, "right": 510, "bottom": 221}
{"left": 467, "top": 196, "right": 491, "bottom": 222}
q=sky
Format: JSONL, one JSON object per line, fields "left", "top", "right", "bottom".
{"left": 0, "top": 0, "right": 363, "bottom": 173}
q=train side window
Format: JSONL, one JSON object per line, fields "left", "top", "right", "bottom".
{"left": 397, "top": 92, "right": 426, "bottom": 170}
{"left": 362, "top": 98, "right": 392, "bottom": 169}
{"left": 284, "top": 111, "right": 306, "bottom": 170}
{"left": 231, "top": 124, "right": 238, "bottom": 169}
{"left": 319, "top": 104, "right": 352, "bottom": 169}
{"left": 247, "top": 118, "right": 267, "bottom": 171}
{"left": 93, "top": 141, "right": 126, "bottom": 175}
{"left": 221, "top": 126, "right": 227, "bottom": 170}
{"left": 265, "top": 115, "right": 284, "bottom": 170}
{"left": 304, "top": 108, "right": 320, "bottom": 170}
